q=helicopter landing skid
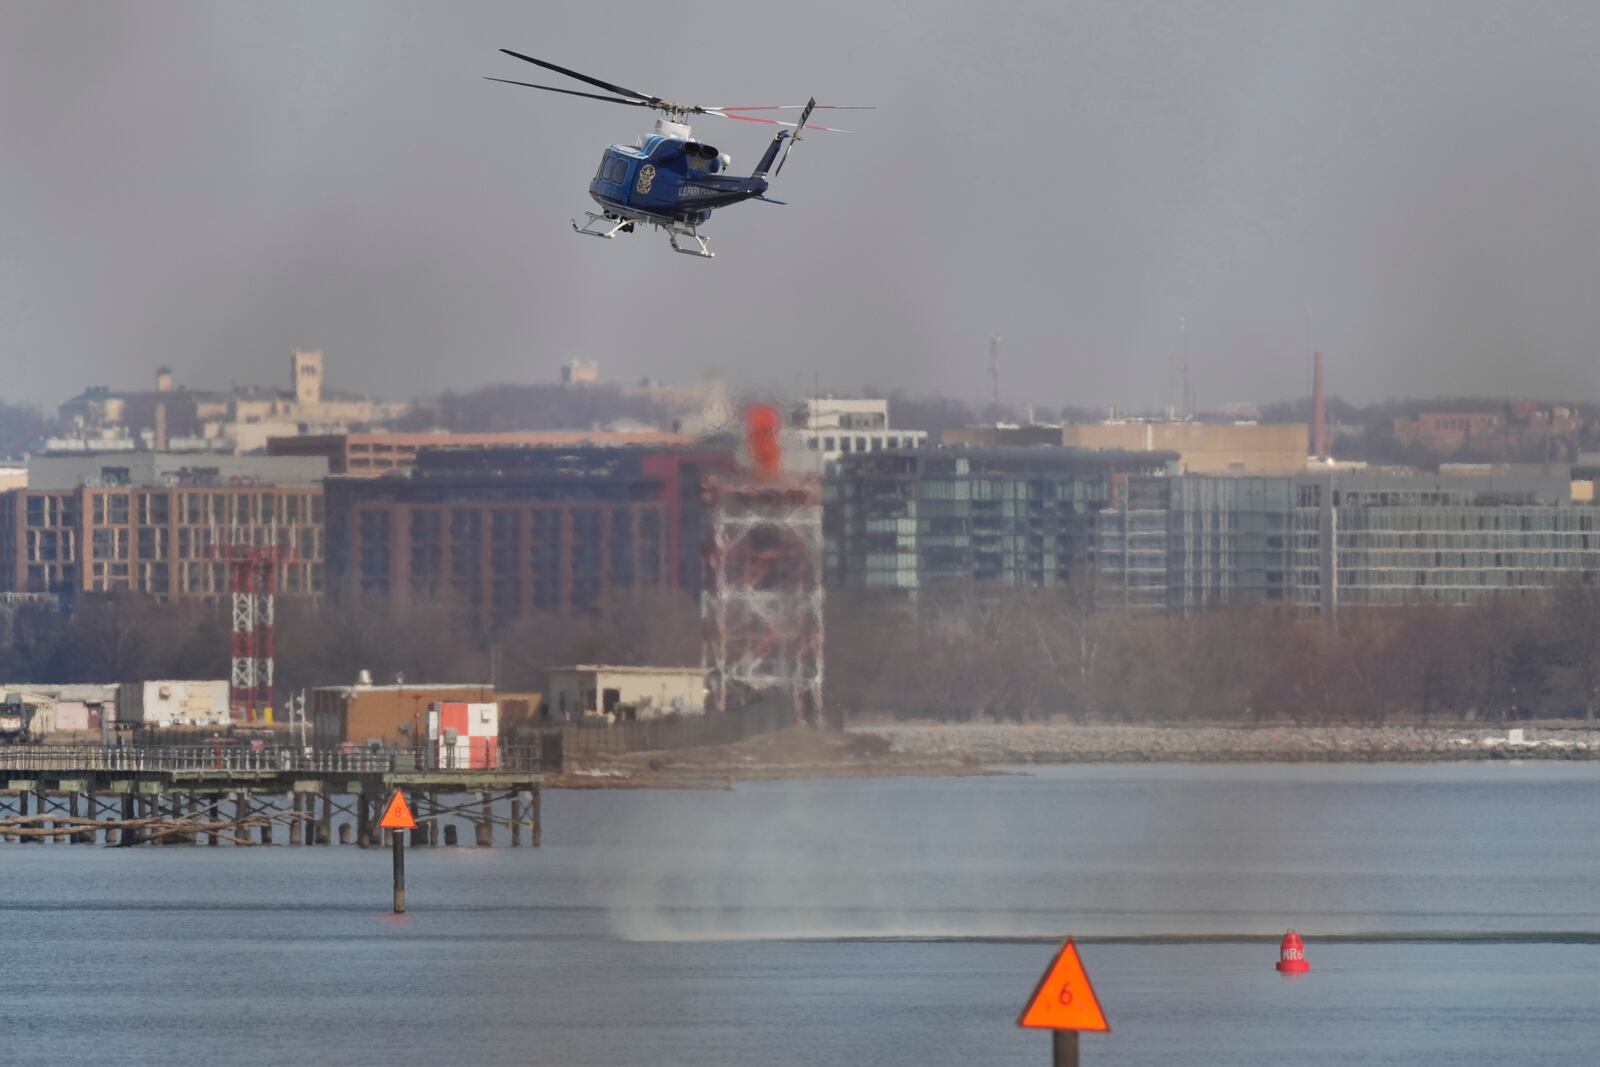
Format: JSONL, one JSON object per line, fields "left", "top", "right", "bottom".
{"left": 572, "top": 211, "right": 713, "bottom": 258}
{"left": 572, "top": 212, "right": 634, "bottom": 239}
{"left": 666, "top": 228, "right": 713, "bottom": 259}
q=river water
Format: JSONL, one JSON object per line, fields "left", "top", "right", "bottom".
{"left": 1, "top": 763, "right": 1597, "bottom": 1065}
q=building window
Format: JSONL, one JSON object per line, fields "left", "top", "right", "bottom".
{"left": 572, "top": 509, "right": 603, "bottom": 610}
{"left": 610, "top": 509, "right": 634, "bottom": 586}
{"left": 531, "top": 509, "right": 562, "bottom": 610}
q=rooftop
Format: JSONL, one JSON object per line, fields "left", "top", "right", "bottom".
{"left": 316, "top": 683, "right": 495, "bottom": 694}
{"left": 554, "top": 665, "right": 706, "bottom": 676}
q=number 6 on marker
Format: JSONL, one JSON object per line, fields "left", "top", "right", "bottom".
{"left": 1017, "top": 938, "right": 1110, "bottom": 1033}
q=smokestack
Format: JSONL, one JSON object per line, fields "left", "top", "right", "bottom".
{"left": 1312, "top": 351, "right": 1327, "bottom": 459}
{"left": 153, "top": 401, "right": 168, "bottom": 452}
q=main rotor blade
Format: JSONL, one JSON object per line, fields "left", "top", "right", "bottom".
{"left": 485, "top": 77, "right": 652, "bottom": 108}
{"left": 499, "top": 49, "right": 662, "bottom": 106}
{"left": 708, "top": 104, "right": 875, "bottom": 112}
{"left": 703, "top": 112, "right": 854, "bottom": 133}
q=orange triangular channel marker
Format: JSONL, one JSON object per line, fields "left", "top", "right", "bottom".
{"left": 378, "top": 789, "right": 416, "bottom": 830}
{"left": 1017, "top": 938, "right": 1111, "bottom": 1032}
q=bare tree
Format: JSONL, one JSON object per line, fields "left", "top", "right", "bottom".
{"left": 1552, "top": 579, "right": 1600, "bottom": 728}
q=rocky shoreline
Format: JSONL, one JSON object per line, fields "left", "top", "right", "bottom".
{"left": 556, "top": 721, "right": 1599, "bottom": 789}
{"left": 861, "top": 722, "right": 1599, "bottom": 764}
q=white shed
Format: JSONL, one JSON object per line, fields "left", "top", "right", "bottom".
{"left": 546, "top": 666, "right": 707, "bottom": 721}
{"left": 117, "top": 680, "right": 231, "bottom": 726}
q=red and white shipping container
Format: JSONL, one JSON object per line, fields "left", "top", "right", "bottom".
{"left": 427, "top": 701, "right": 499, "bottom": 769}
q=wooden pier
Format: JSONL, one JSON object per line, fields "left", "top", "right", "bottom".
{"left": 0, "top": 746, "right": 543, "bottom": 847}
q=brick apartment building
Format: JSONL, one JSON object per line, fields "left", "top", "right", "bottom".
{"left": 0, "top": 453, "right": 325, "bottom": 600}
{"left": 323, "top": 445, "right": 734, "bottom": 628}
{"left": 1393, "top": 402, "right": 1582, "bottom": 459}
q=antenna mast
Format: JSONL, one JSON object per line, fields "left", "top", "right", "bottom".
{"left": 1179, "top": 317, "right": 1190, "bottom": 418}
{"left": 988, "top": 334, "right": 1003, "bottom": 410}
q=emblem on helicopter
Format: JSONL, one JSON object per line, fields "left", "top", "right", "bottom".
{"left": 486, "top": 48, "right": 872, "bottom": 258}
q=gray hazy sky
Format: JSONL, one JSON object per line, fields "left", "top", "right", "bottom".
{"left": 4, "top": 1, "right": 1600, "bottom": 411}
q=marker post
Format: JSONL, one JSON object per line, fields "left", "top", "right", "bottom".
{"left": 392, "top": 824, "right": 406, "bottom": 913}
{"left": 1052, "top": 1031, "right": 1078, "bottom": 1067}
{"left": 377, "top": 789, "right": 418, "bottom": 914}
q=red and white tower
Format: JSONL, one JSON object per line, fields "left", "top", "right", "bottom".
{"left": 221, "top": 541, "right": 295, "bottom": 724}
{"left": 701, "top": 405, "right": 826, "bottom": 725}
{"left": 225, "top": 544, "right": 260, "bottom": 723}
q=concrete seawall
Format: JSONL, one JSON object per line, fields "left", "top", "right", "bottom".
{"left": 860, "top": 722, "right": 1599, "bottom": 763}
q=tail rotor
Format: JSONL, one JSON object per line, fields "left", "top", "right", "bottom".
{"left": 774, "top": 99, "right": 816, "bottom": 176}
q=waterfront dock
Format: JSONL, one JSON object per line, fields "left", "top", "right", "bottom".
{"left": 0, "top": 745, "right": 543, "bottom": 846}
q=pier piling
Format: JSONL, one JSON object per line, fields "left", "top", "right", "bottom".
{"left": 0, "top": 748, "right": 543, "bottom": 851}
{"left": 476, "top": 792, "right": 493, "bottom": 847}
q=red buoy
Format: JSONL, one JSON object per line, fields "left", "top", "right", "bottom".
{"left": 1276, "top": 931, "right": 1310, "bottom": 973}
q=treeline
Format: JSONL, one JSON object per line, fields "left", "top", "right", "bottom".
{"left": 0, "top": 588, "right": 699, "bottom": 698}
{"left": 6, "top": 584, "right": 1600, "bottom": 726}
{"left": 827, "top": 585, "right": 1600, "bottom": 725}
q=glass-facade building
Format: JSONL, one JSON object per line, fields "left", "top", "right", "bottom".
{"left": 823, "top": 448, "right": 1177, "bottom": 593}
{"left": 1097, "top": 470, "right": 1600, "bottom": 613}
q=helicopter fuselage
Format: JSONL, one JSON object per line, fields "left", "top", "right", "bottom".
{"left": 589, "top": 134, "right": 769, "bottom": 226}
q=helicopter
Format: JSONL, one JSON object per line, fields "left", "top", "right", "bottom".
{"left": 487, "top": 49, "right": 869, "bottom": 258}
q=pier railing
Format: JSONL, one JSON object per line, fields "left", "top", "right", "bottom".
{"left": 0, "top": 699, "right": 793, "bottom": 774}
{"left": 0, "top": 743, "right": 555, "bottom": 775}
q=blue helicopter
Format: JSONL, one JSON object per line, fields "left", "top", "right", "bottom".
{"left": 487, "top": 50, "right": 869, "bottom": 258}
